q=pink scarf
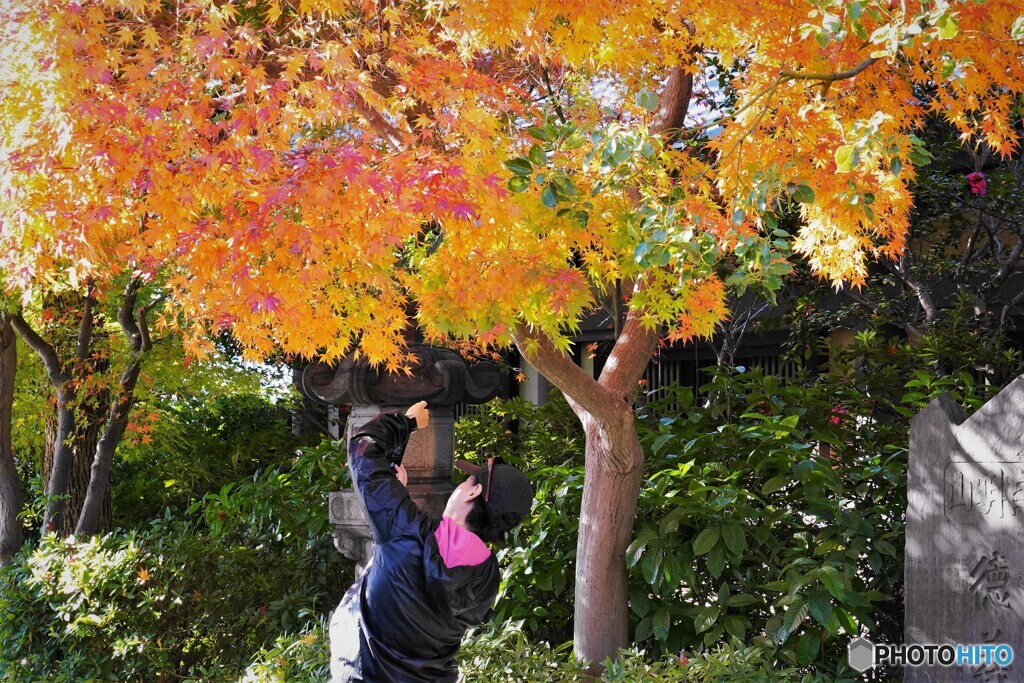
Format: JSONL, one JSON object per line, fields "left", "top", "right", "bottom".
{"left": 434, "top": 517, "right": 491, "bottom": 568}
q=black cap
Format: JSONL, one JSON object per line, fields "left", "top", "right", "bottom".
{"left": 454, "top": 457, "right": 533, "bottom": 530}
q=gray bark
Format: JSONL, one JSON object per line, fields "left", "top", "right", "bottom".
{"left": 0, "top": 314, "right": 23, "bottom": 564}
{"left": 76, "top": 280, "right": 149, "bottom": 536}
{"left": 10, "top": 314, "right": 76, "bottom": 534}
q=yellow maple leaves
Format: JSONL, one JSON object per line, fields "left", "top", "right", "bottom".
{"left": 2, "top": 0, "right": 1023, "bottom": 365}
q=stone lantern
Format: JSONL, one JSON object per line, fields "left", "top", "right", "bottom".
{"left": 302, "top": 344, "right": 502, "bottom": 573}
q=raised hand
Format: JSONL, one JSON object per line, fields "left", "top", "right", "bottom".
{"left": 405, "top": 400, "right": 429, "bottom": 430}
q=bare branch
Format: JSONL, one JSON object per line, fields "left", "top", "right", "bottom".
{"left": 680, "top": 76, "right": 783, "bottom": 135}
{"left": 350, "top": 92, "right": 406, "bottom": 151}
{"left": 9, "top": 315, "right": 67, "bottom": 387}
{"left": 992, "top": 233, "right": 1024, "bottom": 291}
{"left": 76, "top": 291, "right": 95, "bottom": 363}
{"left": 137, "top": 307, "right": 153, "bottom": 354}
{"left": 887, "top": 254, "right": 938, "bottom": 326}
{"left": 599, "top": 279, "right": 662, "bottom": 399}
{"left": 541, "top": 67, "right": 568, "bottom": 124}
{"left": 1001, "top": 287, "right": 1024, "bottom": 330}
{"left": 512, "top": 323, "right": 618, "bottom": 420}
{"left": 779, "top": 56, "right": 880, "bottom": 83}
{"left": 964, "top": 227, "right": 983, "bottom": 266}
{"left": 651, "top": 67, "right": 694, "bottom": 136}
{"left": 117, "top": 279, "right": 144, "bottom": 352}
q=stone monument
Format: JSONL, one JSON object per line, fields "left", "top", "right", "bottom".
{"left": 906, "top": 376, "right": 1024, "bottom": 682}
{"left": 303, "top": 344, "right": 502, "bottom": 572}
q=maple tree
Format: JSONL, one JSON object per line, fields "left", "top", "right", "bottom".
{"left": 3, "top": 0, "right": 1024, "bottom": 669}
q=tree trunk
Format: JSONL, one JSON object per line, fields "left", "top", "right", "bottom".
{"left": 510, "top": 67, "right": 693, "bottom": 672}
{"left": 76, "top": 280, "right": 150, "bottom": 535}
{"left": 75, "top": 360, "right": 139, "bottom": 535}
{"left": 0, "top": 314, "right": 24, "bottom": 564}
{"left": 42, "top": 388, "right": 111, "bottom": 536}
{"left": 12, "top": 292, "right": 108, "bottom": 536}
{"left": 515, "top": 309, "right": 660, "bottom": 673}
{"left": 573, "top": 410, "right": 645, "bottom": 671}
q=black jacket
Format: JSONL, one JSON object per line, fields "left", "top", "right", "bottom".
{"left": 329, "top": 412, "right": 500, "bottom": 682}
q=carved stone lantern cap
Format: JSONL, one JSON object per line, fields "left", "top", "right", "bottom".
{"left": 302, "top": 343, "right": 502, "bottom": 407}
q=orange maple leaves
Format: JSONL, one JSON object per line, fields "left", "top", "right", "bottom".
{"left": 2, "top": 0, "right": 1023, "bottom": 363}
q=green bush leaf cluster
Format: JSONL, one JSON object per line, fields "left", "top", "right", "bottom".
{"left": 0, "top": 442, "right": 351, "bottom": 682}
{"left": 456, "top": 327, "right": 1011, "bottom": 677}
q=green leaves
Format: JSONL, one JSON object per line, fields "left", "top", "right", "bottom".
{"left": 791, "top": 184, "right": 815, "bottom": 203}
{"left": 635, "top": 88, "right": 659, "bottom": 113}
{"left": 652, "top": 607, "right": 672, "bottom": 641}
{"left": 796, "top": 632, "right": 821, "bottom": 665}
{"left": 692, "top": 527, "right": 720, "bottom": 555}
{"left": 694, "top": 606, "right": 719, "bottom": 634}
{"left": 1013, "top": 16, "right": 1024, "bottom": 41}
{"left": 504, "top": 157, "right": 533, "bottom": 176}
{"left": 818, "top": 565, "right": 846, "bottom": 600}
{"left": 806, "top": 587, "right": 833, "bottom": 627}
{"left": 936, "top": 12, "right": 958, "bottom": 40}
{"left": 540, "top": 184, "right": 558, "bottom": 208}
{"left": 507, "top": 175, "right": 531, "bottom": 193}
{"left": 721, "top": 522, "right": 745, "bottom": 557}
{"left": 907, "top": 134, "right": 935, "bottom": 167}
{"left": 762, "top": 474, "right": 790, "bottom": 494}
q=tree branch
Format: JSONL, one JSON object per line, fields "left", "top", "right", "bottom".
{"left": 11, "top": 313, "right": 77, "bottom": 532}
{"left": 78, "top": 280, "right": 156, "bottom": 536}
{"left": 542, "top": 67, "right": 567, "bottom": 124}
{"left": 888, "top": 254, "right": 938, "bottom": 326}
{"left": 0, "top": 313, "right": 23, "bottom": 563}
{"left": 350, "top": 91, "right": 406, "bottom": 151}
{"left": 1000, "top": 287, "right": 1024, "bottom": 331}
{"left": 76, "top": 290, "right": 95, "bottom": 363}
{"left": 593, "top": 67, "right": 695, "bottom": 397}
{"left": 9, "top": 315, "right": 67, "bottom": 387}
{"left": 598, "top": 281, "right": 662, "bottom": 399}
{"left": 118, "top": 279, "right": 144, "bottom": 352}
{"left": 779, "top": 56, "right": 880, "bottom": 83}
{"left": 651, "top": 66, "right": 694, "bottom": 136}
{"left": 512, "top": 323, "right": 618, "bottom": 420}
{"left": 992, "top": 232, "right": 1024, "bottom": 292}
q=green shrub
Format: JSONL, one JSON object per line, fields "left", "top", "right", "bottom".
{"left": 458, "top": 620, "right": 854, "bottom": 682}
{"left": 0, "top": 528, "right": 273, "bottom": 681}
{"left": 240, "top": 617, "right": 331, "bottom": 682}
{"left": 627, "top": 369, "right": 895, "bottom": 672}
{"left": 627, "top": 330, "right": 1011, "bottom": 673}
{"left": 456, "top": 329, "right": 1014, "bottom": 678}
{"left": 113, "top": 392, "right": 318, "bottom": 526}
{"left": 0, "top": 440, "right": 352, "bottom": 681}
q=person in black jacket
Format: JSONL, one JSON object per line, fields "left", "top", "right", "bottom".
{"left": 329, "top": 401, "right": 534, "bottom": 682}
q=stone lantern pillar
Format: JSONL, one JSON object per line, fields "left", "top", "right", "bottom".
{"left": 302, "top": 345, "right": 502, "bottom": 574}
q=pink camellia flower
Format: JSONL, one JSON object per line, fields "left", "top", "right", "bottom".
{"left": 967, "top": 172, "right": 987, "bottom": 196}
{"left": 830, "top": 406, "right": 847, "bottom": 425}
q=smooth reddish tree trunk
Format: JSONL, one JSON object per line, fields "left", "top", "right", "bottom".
{"left": 511, "top": 67, "right": 693, "bottom": 672}
{"left": 573, "top": 411, "right": 645, "bottom": 668}
{"left": 515, "top": 313, "right": 660, "bottom": 672}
